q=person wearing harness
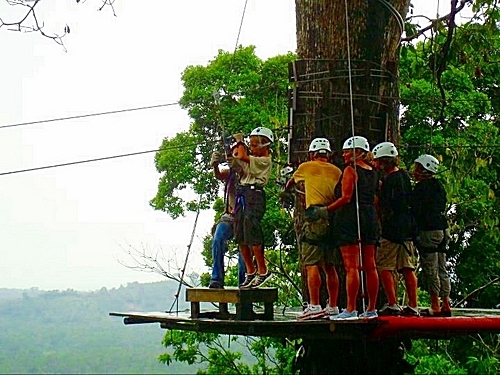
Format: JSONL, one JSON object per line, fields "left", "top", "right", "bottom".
{"left": 411, "top": 154, "right": 452, "bottom": 317}
{"left": 314, "top": 135, "right": 379, "bottom": 320}
{"left": 208, "top": 146, "right": 246, "bottom": 289}
{"left": 284, "top": 138, "right": 342, "bottom": 320}
{"left": 230, "top": 127, "right": 274, "bottom": 289}
{"left": 372, "top": 142, "right": 419, "bottom": 316}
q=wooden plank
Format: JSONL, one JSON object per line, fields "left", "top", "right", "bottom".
{"left": 186, "top": 287, "right": 278, "bottom": 304}
{"left": 186, "top": 288, "right": 239, "bottom": 303}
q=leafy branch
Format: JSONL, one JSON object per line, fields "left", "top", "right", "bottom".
{"left": 402, "top": 0, "right": 470, "bottom": 43}
{"left": 453, "top": 276, "right": 500, "bottom": 307}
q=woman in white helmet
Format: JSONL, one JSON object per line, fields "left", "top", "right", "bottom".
{"left": 230, "top": 126, "right": 274, "bottom": 289}
{"left": 411, "top": 154, "right": 452, "bottom": 316}
{"left": 372, "top": 141, "right": 419, "bottom": 316}
{"left": 319, "top": 135, "right": 380, "bottom": 320}
{"left": 284, "top": 137, "right": 343, "bottom": 320}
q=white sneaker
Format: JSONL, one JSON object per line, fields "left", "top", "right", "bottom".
{"left": 323, "top": 305, "right": 339, "bottom": 318}
{"left": 331, "top": 308, "right": 358, "bottom": 320}
{"left": 297, "top": 304, "right": 324, "bottom": 320}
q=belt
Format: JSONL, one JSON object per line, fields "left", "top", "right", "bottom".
{"left": 240, "top": 184, "right": 264, "bottom": 190}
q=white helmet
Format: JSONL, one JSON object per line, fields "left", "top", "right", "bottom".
{"left": 309, "top": 138, "right": 331, "bottom": 153}
{"left": 250, "top": 127, "right": 274, "bottom": 144}
{"left": 372, "top": 141, "right": 398, "bottom": 159}
{"left": 280, "top": 165, "right": 294, "bottom": 177}
{"left": 415, "top": 154, "right": 439, "bottom": 174}
{"left": 342, "top": 136, "right": 370, "bottom": 152}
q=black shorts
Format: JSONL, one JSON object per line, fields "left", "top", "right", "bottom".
{"left": 333, "top": 204, "right": 378, "bottom": 247}
{"left": 234, "top": 186, "right": 266, "bottom": 246}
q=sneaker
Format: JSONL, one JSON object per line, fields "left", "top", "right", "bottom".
{"left": 331, "top": 309, "right": 358, "bottom": 320}
{"left": 359, "top": 310, "right": 378, "bottom": 319}
{"left": 378, "top": 303, "right": 402, "bottom": 316}
{"left": 297, "top": 304, "right": 324, "bottom": 320}
{"left": 239, "top": 273, "right": 256, "bottom": 289}
{"left": 208, "top": 280, "right": 224, "bottom": 289}
{"left": 323, "top": 305, "right": 340, "bottom": 318}
{"left": 402, "top": 306, "right": 420, "bottom": 316}
{"left": 250, "top": 272, "right": 273, "bottom": 288}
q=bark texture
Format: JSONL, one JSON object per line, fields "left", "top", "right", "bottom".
{"left": 292, "top": 0, "right": 410, "bottom": 159}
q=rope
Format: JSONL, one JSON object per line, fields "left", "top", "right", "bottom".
{"left": 344, "top": 0, "right": 367, "bottom": 314}
{"left": 168, "top": 197, "right": 202, "bottom": 314}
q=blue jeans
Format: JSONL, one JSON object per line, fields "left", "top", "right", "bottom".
{"left": 211, "top": 220, "right": 245, "bottom": 285}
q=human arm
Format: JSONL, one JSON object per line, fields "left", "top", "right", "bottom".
{"left": 210, "top": 151, "right": 228, "bottom": 181}
{"left": 284, "top": 177, "right": 295, "bottom": 191}
{"left": 232, "top": 143, "right": 250, "bottom": 163}
{"left": 326, "top": 166, "right": 356, "bottom": 212}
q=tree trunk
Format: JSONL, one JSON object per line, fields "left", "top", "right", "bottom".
{"left": 292, "top": 0, "right": 410, "bottom": 155}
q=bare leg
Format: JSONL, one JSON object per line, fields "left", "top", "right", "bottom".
{"left": 240, "top": 244, "right": 256, "bottom": 274}
{"left": 362, "top": 244, "right": 379, "bottom": 312}
{"left": 430, "top": 294, "right": 441, "bottom": 313}
{"left": 379, "top": 269, "right": 397, "bottom": 306}
{"left": 401, "top": 268, "right": 418, "bottom": 309}
{"left": 441, "top": 296, "right": 452, "bottom": 312}
{"left": 323, "top": 263, "right": 339, "bottom": 307}
{"left": 306, "top": 265, "right": 321, "bottom": 306}
{"left": 340, "top": 244, "right": 360, "bottom": 313}
{"left": 252, "top": 244, "right": 267, "bottom": 275}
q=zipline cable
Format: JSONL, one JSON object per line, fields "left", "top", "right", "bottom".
{"left": 0, "top": 142, "right": 200, "bottom": 176}
{"left": 0, "top": 102, "right": 180, "bottom": 129}
{"left": 168, "top": 197, "right": 202, "bottom": 314}
{"left": 344, "top": 0, "right": 367, "bottom": 314}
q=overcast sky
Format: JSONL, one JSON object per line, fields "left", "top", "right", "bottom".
{"left": 1, "top": 0, "right": 451, "bottom": 291}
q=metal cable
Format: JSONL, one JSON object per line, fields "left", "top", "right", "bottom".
{"left": 344, "top": 0, "right": 367, "bottom": 314}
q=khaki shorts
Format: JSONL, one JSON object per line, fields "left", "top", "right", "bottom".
{"left": 376, "top": 238, "right": 418, "bottom": 272}
{"left": 418, "top": 229, "right": 450, "bottom": 249}
{"left": 300, "top": 241, "right": 335, "bottom": 266}
{"left": 301, "top": 217, "right": 329, "bottom": 243}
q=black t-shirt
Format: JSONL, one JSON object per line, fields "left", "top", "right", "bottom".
{"left": 378, "top": 169, "right": 415, "bottom": 243}
{"left": 411, "top": 178, "right": 448, "bottom": 231}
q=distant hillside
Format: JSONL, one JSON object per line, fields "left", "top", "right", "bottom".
{"left": 0, "top": 281, "right": 195, "bottom": 374}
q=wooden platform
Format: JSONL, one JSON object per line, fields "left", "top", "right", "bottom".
{"left": 186, "top": 287, "right": 278, "bottom": 321}
{"left": 109, "top": 308, "right": 500, "bottom": 341}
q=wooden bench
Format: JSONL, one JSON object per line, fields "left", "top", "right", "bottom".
{"left": 186, "top": 287, "right": 278, "bottom": 321}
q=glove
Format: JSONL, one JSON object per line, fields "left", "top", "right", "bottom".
{"left": 210, "top": 151, "right": 224, "bottom": 167}
{"left": 280, "top": 191, "right": 294, "bottom": 209}
{"left": 305, "top": 206, "right": 329, "bottom": 221}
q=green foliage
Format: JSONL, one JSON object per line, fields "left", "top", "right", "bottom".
{"left": 407, "top": 336, "right": 500, "bottom": 375}
{"left": 151, "top": 46, "right": 295, "bottom": 220}
{"left": 160, "top": 330, "right": 295, "bottom": 375}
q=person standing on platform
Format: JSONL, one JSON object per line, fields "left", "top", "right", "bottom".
{"left": 285, "top": 138, "right": 342, "bottom": 320}
{"left": 208, "top": 147, "right": 245, "bottom": 289}
{"left": 372, "top": 141, "right": 419, "bottom": 316}
{"left": 411, "top": 154, "right": 452, "bottom": 317}
{"left": 230, "top": 127, "right": 274, "bottom": 289}
{"left": 320, "top": 136, "right": 379, "bottom": 320}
